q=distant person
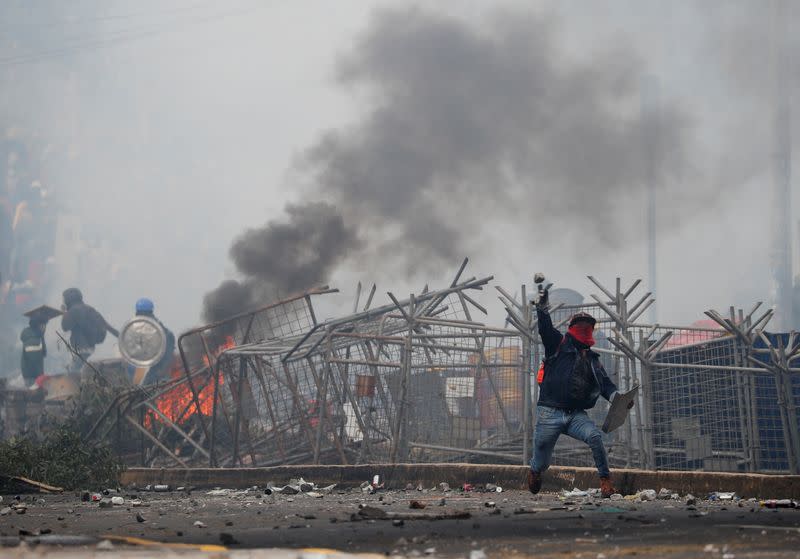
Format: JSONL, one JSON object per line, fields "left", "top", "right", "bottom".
{"left": 61, "top": 288, "right": 108, "bottom": 372}
{"left": 20, "top": 315, "right": 46, "bottom": 387}
{"left": 528, "top": 287, "right": 633, "bottom": 498}
{"left": 135, "top": 298, "right": 175, "bottom": 383}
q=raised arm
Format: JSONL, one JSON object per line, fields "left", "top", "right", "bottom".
{"left": 536, "top": 306, "right": 563, "bottom": 358}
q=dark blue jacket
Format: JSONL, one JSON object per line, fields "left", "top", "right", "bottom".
{"left": 536, "top": 307, "right": 617, "bottom": 410}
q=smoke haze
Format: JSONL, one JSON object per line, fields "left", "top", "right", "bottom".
{"left": 1, "top": 1, "right": 798, "bottom": 361}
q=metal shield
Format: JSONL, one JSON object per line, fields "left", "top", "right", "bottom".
{"left": 119, "top": 316, "right": 167, "bottom": 368}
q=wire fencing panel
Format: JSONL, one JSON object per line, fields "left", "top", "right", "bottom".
{"left": 650, "top": 336, "right": 748, "bottom": 471}
{"left": 121, "top": 285, "right": 800, "bottom": 472}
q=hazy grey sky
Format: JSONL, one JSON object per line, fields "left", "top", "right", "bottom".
{"left": 2, "top": 0, "right": 796, "bottom": 339}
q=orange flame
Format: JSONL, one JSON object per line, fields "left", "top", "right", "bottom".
{"left": 145, "top": 336, "right": 235, "bottom": 428}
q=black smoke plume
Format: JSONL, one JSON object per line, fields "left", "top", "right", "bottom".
{"left": 204, "top": 6, "right": 694, "bottom": 320}
{"left": 202, "top": 202, "right": 359, "bottom": 322}
{"left": 302, "top": 7, "right": 690, "bottom": 258}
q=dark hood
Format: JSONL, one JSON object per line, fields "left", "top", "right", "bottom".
{"left": 62, "top": 287, "right": 83, "bottom": 308}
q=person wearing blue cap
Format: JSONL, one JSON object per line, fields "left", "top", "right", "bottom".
{"left": 135, "top": 298, "right": 175, "bottom": 383}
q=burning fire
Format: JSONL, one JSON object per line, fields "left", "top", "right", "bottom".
{"left": 145, "top": 336, "right": 235, "bottom": 427}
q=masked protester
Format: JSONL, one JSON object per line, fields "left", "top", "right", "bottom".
{"left": 528, "top": 288, "right": 632, "bottom": 498}
{"left": 20, "top": 316, "right": 46, "bottom": 387}
{"left": 61, "top": 288, "right": 108, "bottom": 373}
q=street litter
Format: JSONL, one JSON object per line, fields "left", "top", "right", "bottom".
{"left": 410, "top": 500, "right": 427, "bottom": 509}
{"left": 193, "top": 521, "right": 206, "bottom": 528}
{"left": 638, "top": 489, "right": 657, "bottom": 501}
{"left": 760, "top": 499, "right": 798, "bottom": 508}
{"left": 562, "top": 488, "right": 589, "bottom": 498}
{"left": 206, "top": 489, "right": 231, "bottom": 496}
{"left": 110, "top": 496, "right": 124, "bottom": 505}
{"left": 485, "top": 484, "right": 502, "bottom": 493}
{"left": 658, "top": 488, "right": 673, "bottom": 500}
{"left": 359, "top": 505, "right": 471, "bottom": 522}
{"left": 709, "top": 492, "right": 736, "bottom": 501}
{"left": 290, "top": 478, "right": 314, "bottom": 492}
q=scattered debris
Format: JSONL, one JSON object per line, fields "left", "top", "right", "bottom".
{"left": 438, "top": 482, "right": 450, "bottom": 492}
{"left": 638, "top": 489, "right": 657, "bottom": 501}
{"left": 110, "top": 496, "right": 124, "bottom": 505}
{"left": 410, "top": 500, "right": 427, "bottom": 509}
{"left": 136, "top": 512, "right": 145, "bottom": 523}
{"left": 153, "top": 485, "right": 170, "bottom": 492}
{"left": 193, "top": 520, "right": 207, "bottom": 528}
{"left": 658, "top": 488, "right": 674, "bottom": 500}
{"left": 96, "top": 539, "right": 114, "bottom": 551}
{"left": 206, "top": 489, "right": 231, "bottom": 496}
{"left": 709, "top": 492, "right": 736, "bottom": 501}
{"left": 486, "top": 484, "right": 502, "bottom": 493}
{"left": 359, "top": 505, "right": 470, "bottom": 522}
{"left": 513, "top": 507, "right": 549, "bottom": 515}
{"left": 562, "top": 488, "right": 589, "bottom": 498}
{"left": 0, "top": 475, "right": 63, "bottom": 494}
{"left": 760, "top": 499, "right": 798, "bottom": 508}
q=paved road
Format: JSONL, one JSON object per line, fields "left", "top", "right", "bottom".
{"left": 2, "top": 487, "right": 799, "bottom": 557}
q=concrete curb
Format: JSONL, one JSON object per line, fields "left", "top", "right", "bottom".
{"left": 120, "top": 464, "right": 800, "bottom": 499}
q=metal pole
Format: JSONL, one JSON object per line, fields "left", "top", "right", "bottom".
{"left": 521, "top": 284, "right": 532, "bottom": 466}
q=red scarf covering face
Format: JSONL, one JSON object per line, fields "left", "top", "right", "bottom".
{"left": 568, "top": 323, "right": 595, "bottom": 347}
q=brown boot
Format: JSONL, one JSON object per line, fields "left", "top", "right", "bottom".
{"left": 599, "top": 476, "right": 616, "bottom": 498}
{"left": 527, "top": 470, "right": 542, "bottom": 495}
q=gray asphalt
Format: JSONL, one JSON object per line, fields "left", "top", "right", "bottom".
{"left": 2, "top": 487, "right": 800, "bottom": 557}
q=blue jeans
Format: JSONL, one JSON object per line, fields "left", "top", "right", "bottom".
{"left": 530, "top": 405, "right": 610, "bottom": 478}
